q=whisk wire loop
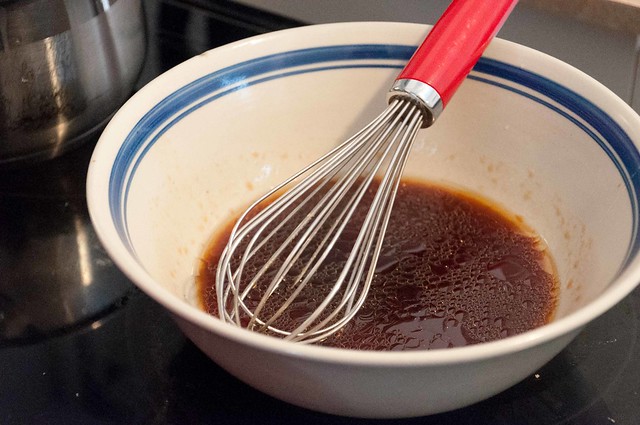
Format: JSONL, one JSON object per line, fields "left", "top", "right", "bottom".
{"left": 217, "top": 99, "right": 425, "bottom": 342}
{"left": 219, "top": 100, "right": 405, "bottom": 328}
{"left": 217, "top": 102, "right": 404, "bottom": 317}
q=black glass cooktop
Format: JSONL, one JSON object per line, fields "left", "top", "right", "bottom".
{"left": 1, "top": 1, "right": 639, "bottom": 423}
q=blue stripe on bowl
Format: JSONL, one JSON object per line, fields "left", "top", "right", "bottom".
{"left": 109, "top": 44, "right": 640, "bottom": 270}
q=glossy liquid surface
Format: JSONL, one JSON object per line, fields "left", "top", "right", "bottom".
{"left": 198, "top": 180, "right": 558, "bottom": 350}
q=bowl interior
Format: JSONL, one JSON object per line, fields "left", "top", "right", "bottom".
{"left": 91, "top": 23, "right": 640, "bottom": 344}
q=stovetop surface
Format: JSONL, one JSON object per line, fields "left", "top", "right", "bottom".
{"left": 2, "top": 1, "right": 639, "bottom": 423}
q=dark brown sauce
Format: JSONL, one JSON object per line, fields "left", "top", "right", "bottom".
{"left": 197, "top": 179, "right": 558, "bottom": 351}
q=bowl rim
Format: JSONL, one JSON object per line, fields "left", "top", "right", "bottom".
{"left": 87, "top": 21, "right": 640, "bottom": 366}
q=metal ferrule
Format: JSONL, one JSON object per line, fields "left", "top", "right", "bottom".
{"left": 387, "top": 79, "right": 443, "bottom": 128}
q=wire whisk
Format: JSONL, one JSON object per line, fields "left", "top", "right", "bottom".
{"left": 216, "top": 0, "right": 518, "bottom": 343}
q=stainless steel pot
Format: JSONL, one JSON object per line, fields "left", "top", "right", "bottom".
{"left": 0, "top": 0, "right": 146, "bottom": 166}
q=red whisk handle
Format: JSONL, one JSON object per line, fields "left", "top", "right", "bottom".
{"left": 389, "top": 0, "right": 518, "bottom": 126}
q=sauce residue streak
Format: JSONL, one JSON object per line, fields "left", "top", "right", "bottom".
{"left": 197, "top": 179, "right": 558, "bottom": 351}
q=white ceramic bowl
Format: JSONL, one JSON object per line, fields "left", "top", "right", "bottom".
{"left": 87, "top": 22, "right": 640, "bottom": 418}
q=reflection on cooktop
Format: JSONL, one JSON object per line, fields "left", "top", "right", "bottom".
{"left": 0, "top": 142, "right": 135, "bottom": 344}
